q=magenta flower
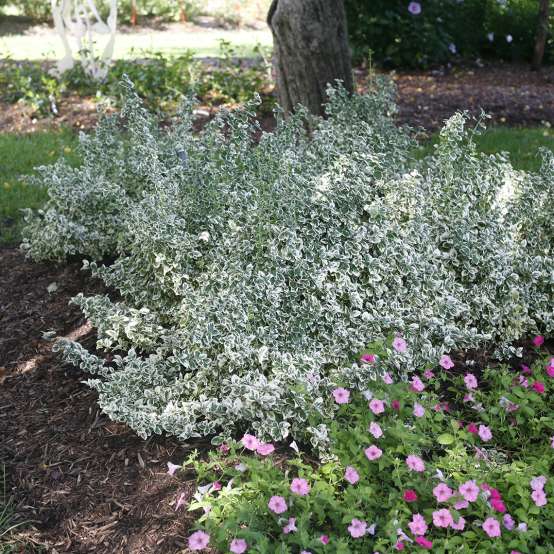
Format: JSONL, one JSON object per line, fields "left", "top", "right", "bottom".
{"left": 395, "top": 542, "right": 405, "bottom": 551}
{"left": 392, "top": 336, "right": 407, "bottom": 352}
{"left": 364, "top": 445, "right": 383, "bottom": 461}
{"left": 413, "top": 402, "right": 425, "bottom": 418}
{"left": 212, "top": 481, "right": 222, "bottom": 491}
{"left": 464, "top": 373, "right": 478, "bottom": 389}
{"left": 332, "top": 387, "right": 350, "bottom": 404}
{"left": 532, "top": 335, "right": 544, "bottom": 347}
{"left": 491, "top": 498, "right": 506, "bottom": 513}
{"left": 268, "top": 495, "right": 287, "bottom": 514}
{"left": 319, "top": 535, "right": 329, "bottom": 544}
{"left": 482, "top": 517, "right": 501, "bottom": 537}
{"left": 406, "top": 455, "right": 425, "bottom": 472}
{"left": 344, "top": 466, "right": 360, "bottom": 484}
{"left": 478, "top": 425, "right": 492, "bottom": 442}
{"left": 433, "top": 483, "right": 453, "bottom": 503}
{"left": 408, "top": 513, "right": 428, "bottom": 535}
{"left": 369, "top": 421, "right": 383, "bottom": 438}
{"left": 290, "top": 478, "right": 310, "bottom": 496}
{"left": 432, "top": 509, "right": 453, "bottom": 528}
{"left": 439, "top": 355, "right": 454, "bottom": 369}
{"left": 403, "top": 489, "right": 418, "bottom": 502}
{"left": 532, "top": 381, "right": 545, "bottom": 394}
{"left": 283, "top": 517, "right": 297, "bottom": 534}
{"left": 241, "top": 434, "right": 259, "bottom": 451}
{"left": 361, "top": 353, "right": 376, "bottom": 363}
{"left": 451, "top": 516, "right": 465, "bottom": 531}
{"left": 369, "top": 398, "right": 385, "bottom": 415}
{"left": 407, "top": 1, "right": 422, "bottom": 15}
{"left": 410, "top": 376, "right": 425, "bottom": 392}
{"left": 167, "top": 461, "right": 181, "bottom": 476}
{"left": 391, "top": 399, "right": 401, "bottom": 411}
{"left": 467, "top": 422, "right": 478, "bottom": 434}
{"left": 188, "top": 530, "right": 210, "bottom": 551}
{"left": 415, "top": 536, "right": 432, "bottom": 549}
{"left": 459, "top": 480, "right": 479, "bottom": 502}
{"left": 348, "top": 518, "right": 367, "bottom": 538}
{"left": 230, "top": 538, "right": 248, "bottom": 553}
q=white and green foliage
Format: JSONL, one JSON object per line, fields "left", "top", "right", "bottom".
{"left": 23, "top": 79, "right": 553, "bottom": 446}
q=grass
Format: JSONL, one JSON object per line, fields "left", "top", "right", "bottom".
{"left": 0, "top": 466, "right": 25, "bottom": 554}
{"left": 0, "top": 129, "right": 79, "bottom": 246}
{"left": 0, "top": 126, "right": 552, "bottom": 247}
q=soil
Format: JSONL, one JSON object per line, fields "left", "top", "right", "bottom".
{"left": 0, "top": 248, "right": 206, "bottom": 553}
{"left": 1, "top": 61, "right": 553, "bottom": 134}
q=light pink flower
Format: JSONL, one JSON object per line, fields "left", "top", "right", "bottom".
{"left": 482, "top": 517, "right": 501, "bottom": 538}
{"left": 518, "top": 375, "right": 529, "bottom": 388}
{"left": 348, "top": 518, "right": 367, "bottom": 538}
{"left": 451, "top": 516, "right": 465, "bottom": 531}
{"left": 503, "top": 514, "right": 515, "bottom": 530}
{"left": 167, "top": 461, "right": 181, "bottom": 476}
{"left": 406, "top": 455, "right": 425, "bottom": 472}
{"left": 256, "top": 442, "right": 275, "bottom": 456}
{"left": 344, "top": 466, "right": 360, "bottom": 484}
{"left": 365, "top": 445, "right": 383, "bottom": 461}
{"left": 464, "top": 374, "right": 478, "bottom": 389}
{"left": 268, "top": 495, "right": 287, "bottom": 514}
{"left": 332, "top": 387, "right": 350, "bottom": 404}
{"left": 532, "top": 335, "right": 544, "bottom": 347}
{"left": 454, "top": 499, "right": 469, "bottom": 510}
{"left": 530, "top": 476, "right": 547, "bottom": 491}
{"left": 290, "top": 478, "right": 310, "bottom": 496}
{"left": 413, "top": 402, "right": 425, "bottom": 417}
{"left": 241, "top": 434, "right": 259, "bottom": 451}
{"left": 408, "top": 1, "right": 422, "bottom": 15}
{"left": 361, "top": 353, "right": 376, "bottom": 363}
{"left": 369, "top": 421, "right": 383, "bottom": 438}
{"left": 408, "top": 513, "right": 427, "bottom": 536}
{"left": 392, "top": 336, "right": 407, "bottom": 353}
{"left": 212, "top": 481, "right": 222, "bottom": 491}
{"left": 459, "top": 480, "right": 479, "bottom": 502}
{"left": 433, "top": 483, "right": 453, "bottom": 503}
{"left": 218, "top": 443, "right": 230, "bottom": 454}
{"left": 531, "top": 489, "right": 547, "bottom": 507}
{"left": 439, "top": 355, "right": 454, "bottom": 369}
{"left": 478, "top": 425, "right": 492, "bottom": 442}
{"left": 547, "top": 361, "right": 554, "bottom": 378}
{"left": 383, "top": 372, "right": 394, "bottom": 384}
{"left": 410, "top": 376, "right": 425, "bottom": 392}
{"left": 424, "top": 369, "right": 434, "bottom": 379}
{"left": 369, "top": 398, "right": 385, "bottom": 415}
{"left": 432, "top": 509, "right": 453, "bottom": 528}
{"left": 230, "top": 538, "right": 248, "bottom": 553}
{"left": 188, "top": 530, "right": 210, "bottom": 551}
{"left": 283, "top": 517, "right": 297, "bottom": 534}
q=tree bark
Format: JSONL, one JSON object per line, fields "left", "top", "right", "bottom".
{"left": 130, "top": 0, "right": 138, "bottom": 26}
{"left": 267, "top": 0, "right": 353, "bottom": 116}
{"left": 532, "top": 0, "right": 550, "bottom": 70}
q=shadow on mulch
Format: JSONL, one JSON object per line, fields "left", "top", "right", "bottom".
{"left": 0, "top": 248, "right": 206, "bottom": 553}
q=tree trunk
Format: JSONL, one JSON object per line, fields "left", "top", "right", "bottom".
{"left": 532, "top": 0, "right": 550, "bottom": 69}
{"left": 267, "top": 0, "right": 353, "bottom": 116}
{"left": 130, "top": 0, "right": 138, "bottom": 26}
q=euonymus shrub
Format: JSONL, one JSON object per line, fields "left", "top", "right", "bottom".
{"left": 22, "top": 79, "right": 553, "bottom": 447}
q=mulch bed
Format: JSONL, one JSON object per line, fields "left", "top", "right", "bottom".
{"left": 0, "top": 248, "right": 205, "bottom": 553}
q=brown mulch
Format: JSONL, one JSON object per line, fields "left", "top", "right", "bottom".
{"left": 1, "top": 62, "right": 553, "bottom": 134}
{"left": 0, "top": 248, "right": 204, "bottom": 553}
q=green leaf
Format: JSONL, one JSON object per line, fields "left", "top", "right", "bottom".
{"left": 437, "top": 433, "right": 455, "bottom": 445}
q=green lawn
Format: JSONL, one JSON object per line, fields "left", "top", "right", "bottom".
{"left": 1, "top": 126, "right": 552, "bottom": 247}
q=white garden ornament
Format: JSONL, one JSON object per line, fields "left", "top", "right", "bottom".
{"left": 51, "top": 0, "right": 118, "bottom": 80}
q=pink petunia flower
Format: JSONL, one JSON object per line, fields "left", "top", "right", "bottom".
{"left": 256, "top": 443, "right": 275, "bottom": 456}
{"left": 424, "top": 369, "right": 434, "bottom": 379}
{"left": 531, "top": 476, "right": 547, "bottom": 490}
{"left": 268, "top": 495, "right": 287, "bottom": 514}
{"left": 451, "top": 516, "right": 465, "bottom": 531}
{"left": 395, "top": 542, "right": 405, "bottom": 551}
{"left": 547, "top": 360, "right": 554, "bottom": 378}
{"left": 403, "top": 489, "right": 418, "bottom": 502}
{"left": 478, "top": 425, "right": 492, "bottom": 442}
{"left": 521, "top": 364, "right": 532, "bottom": 375}
{"left": 532, "top": 335, "right": 544, "bottom": 347}
{"left": 518, "top": 375, "right": 529, "bottom": 388}
{"left": 319, "top": 535, "right": 329, "bottom": 544}
{"left": 382, "top": 372, "right": 394, "bottom": 384}
{"left": 407, "top": 1, "right": 422, "bottom": 15}
{"left": 212, "top": 481, "right": 222, "bottom": 491}
{"left": 491, "top": 498, "right": 506, "bottom": 513}
{"left": 454, "top": 499, "right": 469, "bottom": 510}
{"left": 241, "top": 434, "right": 259, "bottom": 451}
{"left": 464, "top": 374, "right": 478, "bottom": 389}
{"left": 439, "top": 355, "right": 454, "bottom": 369}
{"left": 413, "top": 402, "right": 425, "bottom": 417}
{"left": 167, "top": 461, "right": 181, "bottom": 476}
{"left": 459, "top": 480, "right": 479, "bottom": 503}
{"left": 432, "top": 509, "right": 453, "bottom": 528}
{"left": 369, "top": 421, "right": 383, "bottom": 438}
{"left": 283, "top": 517, "right": 297, "bottom": 534}
{"left": 344, "top": 466, "right": 360, "bottom": 485}
{"left": 433, "top": 483, "right": 453, "bottom": 503}
{"left": 392, "top": 336, "right": 407, "bottom": 353}
{"left": 503, "top": 513, "right": 515, "bottom": 530}
{"left": 482, "top": 517, "right": 501, "bottom": 538}
{"left": 348, "top": 519, "right": 367, "bottom": 538}
{"left": 410, "top": 376, "right": 425, "bottom": 392}
{"left": 532, "top": 381, "right": 545, "bottom": 394}
{"left": 466, "top": 422, "right": 478, "bottom": 434}
{"left": 188, "top": 530, "right": 210, "bottom": 551}
{"left": 218, "top": 443, "right": 230, "bottom": 454}
{"left": 230, "top": 538, "right": 248, "bottom": 553}
{"left": 332, "top": 387, "right": 350, "bottom": 404}
{"left": 408, "top": 513, "right": 427, "bottom": 536}
{"left": 391, "top": 399, "right": 401, "bottom": 411}
{"left": 361, "top": 353, "right": 376, "bottom": 363}
{"left": 415, "top": 537, "right": 433, "bottom": 549}
{"left": 364, "top": 445, "right": 383, "bottom": 461}
{"left": 531, "top": 489, "right": 547, "bottom": 507}
{"left": 369, "top": 399, "right": 385, "bottom": 415}
{"left": 406, "top": 455, "right": 425, "bottom": 472}
{"left": 290, "top": 478, "right": 310, "bottom": 496}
